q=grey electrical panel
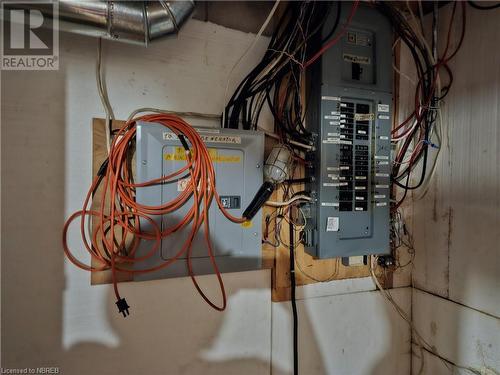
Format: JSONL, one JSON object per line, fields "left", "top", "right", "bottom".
{"left": 134, "top": 122, "right": 264, "bottom": 281}
{"left": 304, "top": 3, "right": 392, "bottom": 259}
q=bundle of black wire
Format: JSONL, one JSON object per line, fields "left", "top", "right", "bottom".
{"left": 224, "top": 2, "right": 341, "bottom": 146}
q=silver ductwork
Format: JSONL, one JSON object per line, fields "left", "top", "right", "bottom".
{"left": 25, "top": 1, "right": 195, "bottom": 45}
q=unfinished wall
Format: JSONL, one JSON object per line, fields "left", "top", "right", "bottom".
{"left": 399, "top": 4, "right": 500, "bottom": 374}
{"left": 1, "top": 18, "right": 411, "bottom": 375}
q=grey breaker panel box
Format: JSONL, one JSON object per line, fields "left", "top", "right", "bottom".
{"left": 134, "top": 122, "right": 264, "bottom": 281}
{"left": 304, "top": 3, "right": 392, "bottom": 259}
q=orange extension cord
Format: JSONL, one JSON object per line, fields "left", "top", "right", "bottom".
{"left": 62, "top": 114, "right": 246, "bottom": 313}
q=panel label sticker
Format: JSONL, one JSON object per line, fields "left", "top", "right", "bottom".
{"left": 354, "top": 113, "right": 375, "bottom": 121}
{"left": 163, "top": 132, "right": 241, "bottom": 144}
{"left": 321, "top": 202, "right": 339, "bottom": 207}
{"left": 343, "top": 53, "right": 370, "bottom": 65}
{"left": 323, "top": 182, "right": 347, "bottom": 187}
{"left": 201, "top": 135, "right": 241, "bottom": 144}
{"left": 326, "top": 217, "right": 339, "bottom": 232}
{"left": 321, "top": 96, "right": 341, "bottom": 101}
{"left": 164, "top": 147, "right": 241, "bottom": 163}
{"left": 377, "top": 104, "right": 390, "bottom": 112}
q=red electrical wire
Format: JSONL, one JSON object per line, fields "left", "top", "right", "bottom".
{"left": 392, "top": 1, "right": 465, "bottom": 144}
{"left": 303, "top": 0, "right": 360, "bottom": 69}
{"left": 62, "top": 114, "right": 247, "bottom": 312}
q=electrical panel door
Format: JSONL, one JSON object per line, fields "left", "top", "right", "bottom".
{"left": 304, "top": 2, "right": 392, "bottom": 259}
{"left": 134, "top": 123, "right": 264, "bottom": 280}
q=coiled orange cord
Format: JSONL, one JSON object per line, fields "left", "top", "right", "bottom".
{"left": 62, "top": 114, "right": 246, "bottom": 313}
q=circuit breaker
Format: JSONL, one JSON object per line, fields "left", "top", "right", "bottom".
{"left": 304, "top": 2, "right": 392, "bottom": 259}
{"left": 134, "top": 123, "right": 264, "bottom": 280}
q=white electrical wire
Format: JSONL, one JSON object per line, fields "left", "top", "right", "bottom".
{"left": 127, "top": 107, "right": 221, "bottom": 123}
{"left": 392, "top": 140, "right": 426, "bottom": 166}
{"left": 369, "top": 255, "right": 481, "bottom": 375}
{"left": 297, "top": 206, "right": 307, "bottom": 230}
{"left": 392, "top": 38, "right": 417, "bottom": 86}
{"left": 260, "top": 128, "right": 314, "bottom": 150}
{"left": 405, "top": 1, "right": 441, "bottom": 95}
{"left": 265, "top": 195, "right": 311, "bottom": 207}
{"left": 96, "top": 38, "right": 115, "bottom": 153}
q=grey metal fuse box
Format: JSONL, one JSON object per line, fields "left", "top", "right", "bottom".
{"left": 134, "top": 122, "right": 264, "bottom": 281}
{"left": 304, "top": 3, "right": 392, "bottom": 259}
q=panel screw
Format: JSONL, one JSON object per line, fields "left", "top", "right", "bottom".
{"left": 142, "top": 160, "right": 147, "bottom": 165}
{"left": 256, "top": 164, "right": 261, "bottom": 168}
{"left": 253, "top": 232, "right": 258, "bottom": 237}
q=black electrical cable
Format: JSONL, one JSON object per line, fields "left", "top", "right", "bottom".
{"left": 224, "top": 1, "right": 334, "bottom": 146}
{"left": 289, "top": 211, "right": 298, "bottom": 375}
{"left": 467, "top": 0, "right": 500, "bottom": 10}
{"left": 284, "top": 177, "right": 313, "bottom": 185}
{"left": 321, "top": 2, "right": 341, "bottom": 43}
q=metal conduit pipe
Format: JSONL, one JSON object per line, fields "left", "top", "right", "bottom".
{"left": 19, "top": 0, "right": 195, "bottom": 45}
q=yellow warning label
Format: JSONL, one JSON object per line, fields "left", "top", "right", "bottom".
{"left": 164, "top": 147, "right": 241, "bottom": 163}
{"left": 241, "top": 220, "right": 253, "bottom": 229}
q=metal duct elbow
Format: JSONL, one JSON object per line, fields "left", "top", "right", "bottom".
{"left": 27, "top": 1, "right": 195, "bottom": 46}
{"left": 146, "top": 1, "right": 194, "bottom": 41}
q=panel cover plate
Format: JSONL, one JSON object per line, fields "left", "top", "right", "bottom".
{"left": 134, "top": 123, "right": 264, "bottom": 280}
{"left": 304, "top": 2, "right": 392, "bottom": 259}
